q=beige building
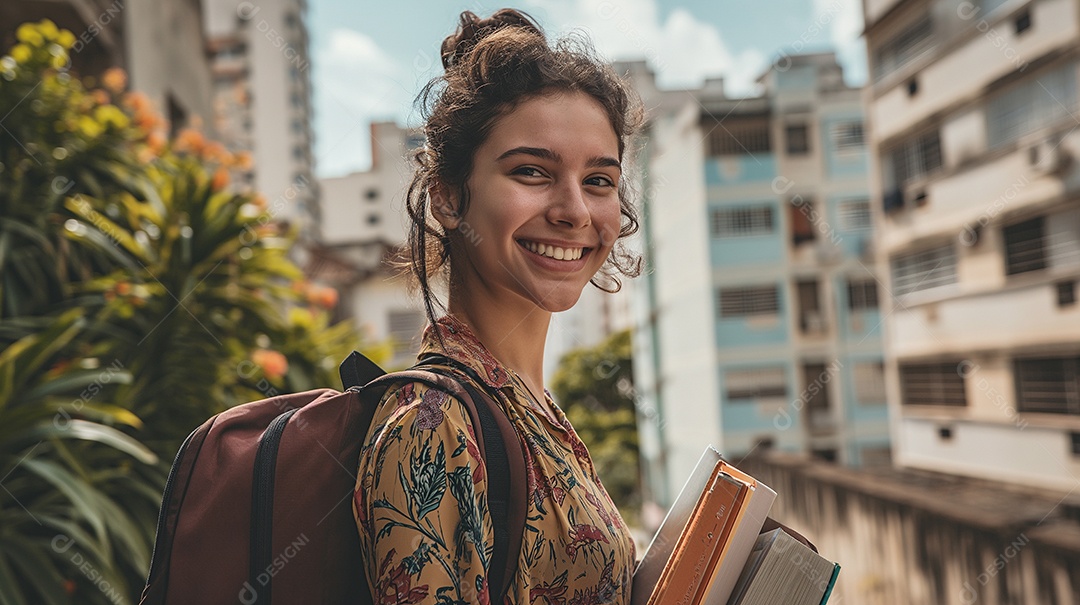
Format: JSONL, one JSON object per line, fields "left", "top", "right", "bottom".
{"left": 2, "top": 0, "right": 215, "bottom": 136}
{"left": 204, "top": 0, "right": 318, "bottom": 242}
{"left": 864, "top": 0, "right": 1080, "bottom": 492}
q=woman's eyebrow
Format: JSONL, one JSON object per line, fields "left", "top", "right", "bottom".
{"left": 497, "top": 146, "right": 620, "bottom": 169}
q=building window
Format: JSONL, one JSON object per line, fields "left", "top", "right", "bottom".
{"left": 831, "top": 121, "right": 864, "bottom": 152}
{"left": 847, "top": 279, "right": 879, "bottom": 310}
{"left": 789, "top": 198, "right": 817, "bottom": 245}
{"left": 1004, "top": 217, "right": 1047, "bottom": 275}
{"left": 718, "top": 285, "right": 780, "bottom": 317}
{"left": 388, "top": 310, "right": 426, "bottom": 359}
{"left": 873, "top": 15, "right": 934, "bottom": 81}
{"left": 890, "top": 243, "right": 957, "bottom": 296}
{"left": 785, "top": 124, "right": 810, "bottom": 155}
{"left": 1058, "top": 281, "right": 1077, "bottom": 306}
{"left": 725, "top": 366, "right": 787, "bottom": 400}
{"left": 885, "top": 130, "right": 942, "bottom": 188}
{"left": 796, "top": 280, "right": 826, "bottom": 334}
{"left": 986, "top": 64, "right": 1077, "bottom": 149}
{"left": 853, "top": 361, "right": 887, "bottom": 404}
{"left": 1014, "top": 11, "right": 1032, "bottom": 34}
{"left": 803, "top": 363, "right": 834, "bottom": 431}
{"left": 364, "top": 188, "right": 379, "bottom": 201}
{"left": 1015, "top": 357, "right": 1080, "bottom": 415}
{"left": 838, "top": 199, "right": 872, "bottom": 231}
{"left": 367, "top": 214, "right": 380, "bottom": 225}
{"left": 711, "top": 206, "right": 774, "bottom": 237}
{"left": 705, "top": 117, "right": 771, "bottom": 155}
{"left": 899, "top": 361, "right": 968, "bottom": 406}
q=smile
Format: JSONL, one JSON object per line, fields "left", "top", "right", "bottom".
{"left": 517, "top": 239, "right": 588, "bottom": 261}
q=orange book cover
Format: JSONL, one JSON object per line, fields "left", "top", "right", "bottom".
{"left": 689, "top": 473, "right": 752, "bottom": 604}
{"left": 646, "top": 468, "right": 748, "bottom": 605}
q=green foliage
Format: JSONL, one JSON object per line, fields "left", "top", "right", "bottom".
{"left": 0, "top": 20, "right": 372, "bottom": 603}
{"left": 550, "top": 329, "right": 642, "bottom": 525}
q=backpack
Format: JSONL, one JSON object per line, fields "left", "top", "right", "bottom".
{"left": 139, "top": 351, "right": 528, "bottom": 604}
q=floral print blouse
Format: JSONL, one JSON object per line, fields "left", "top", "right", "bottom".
{"left": 353, "top": 314, "right": 635, "bottom": 605}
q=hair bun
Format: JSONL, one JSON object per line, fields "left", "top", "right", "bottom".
{"left": 440, "top": 8, "right": 543, "bottom": 70}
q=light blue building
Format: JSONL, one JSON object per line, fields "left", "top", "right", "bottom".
{"left": 624, "top": 54, "right": 891, "bottom": 509}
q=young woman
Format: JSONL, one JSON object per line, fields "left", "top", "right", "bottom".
{"left": 352, "top": 8, "right": 644, "bottom": 605}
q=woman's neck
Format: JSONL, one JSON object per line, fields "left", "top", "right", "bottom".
{"left": 446, "top": 289, "right": 550, "bottom": 399}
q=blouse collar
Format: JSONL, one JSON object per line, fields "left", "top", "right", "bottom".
{"left": 417, "top": 313, "right": 512, "bottom": 390}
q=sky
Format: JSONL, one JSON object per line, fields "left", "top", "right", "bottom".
{"left": 308, "top": 0, "right": 868, "bottom": 178}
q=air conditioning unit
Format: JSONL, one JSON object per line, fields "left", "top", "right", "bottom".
{"left": 1027, "top": 136, "right": 1073, "bottom": 176}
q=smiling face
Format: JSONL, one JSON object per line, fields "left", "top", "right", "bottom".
{"left": 433, "top": 90, "right": 623, "bottom": 313}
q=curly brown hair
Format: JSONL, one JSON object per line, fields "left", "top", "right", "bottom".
{"left": 402, "top": 8, "right": 645, "bottom": 336}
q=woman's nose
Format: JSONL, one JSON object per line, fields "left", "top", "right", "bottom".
{"left": 547, "top": 181, "right": 591, "bottom": 229}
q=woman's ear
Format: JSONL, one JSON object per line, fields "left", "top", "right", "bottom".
{"left": 429, "top": 182, "right": 461, "bottom": 230}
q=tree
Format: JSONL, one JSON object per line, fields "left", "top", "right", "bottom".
{"left": 0, "top": 21, "right": 378, "bottom": 603}
{"left": 550, "top": 329, "right": 642, "bottom": 525}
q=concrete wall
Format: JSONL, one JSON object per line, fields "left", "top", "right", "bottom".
{"left": 741, "top": 454, "right": 1080, "bottom": 605}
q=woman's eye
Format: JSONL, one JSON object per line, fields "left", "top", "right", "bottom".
{"left": 585, "top": 175, "right": 616, "bottom": 187}
{"left": 513, "top": 166, "right": 545, "bottom": 178}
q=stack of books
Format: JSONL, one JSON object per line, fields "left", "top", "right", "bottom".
{"left": 632, "top": 447, "right": 840, "bottom": 605}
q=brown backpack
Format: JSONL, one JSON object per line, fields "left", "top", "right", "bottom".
{"left": 139, "top": 352, "right": 527, "bottom": 604}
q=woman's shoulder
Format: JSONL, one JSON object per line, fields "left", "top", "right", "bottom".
{"left": 362, "top": 377, "right": 479, "bottom": 449}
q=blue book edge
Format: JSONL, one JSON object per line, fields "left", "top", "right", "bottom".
{"left": 818, "top": 563, "right": 841, "bottom": 605}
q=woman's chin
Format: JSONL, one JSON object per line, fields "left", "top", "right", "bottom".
{"left": 526, "top": 287, "right": 585, "bottom": 314}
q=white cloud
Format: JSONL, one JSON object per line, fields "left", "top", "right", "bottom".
{"left": 812, "top": 0, "right": 868, "bottom": 84}
{"left": 313, "top": 29, "right": 412, "bottom": 176}
{"left": 531, "top": 0, "right": 768, "bottom": 96}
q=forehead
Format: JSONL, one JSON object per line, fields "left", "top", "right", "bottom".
{"left": 482, "top": 91, "right": 620, "bottom": 161}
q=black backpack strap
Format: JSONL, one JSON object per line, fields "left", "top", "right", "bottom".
{"left": 415, "top": 354, "right": 527, "bottom": 601}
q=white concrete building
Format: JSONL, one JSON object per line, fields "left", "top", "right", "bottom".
{"left": 204, "top": 0, "right": 317, "bottom": 241}
{"left": 863, "top": 0, "right": 1080, "bottom": 492}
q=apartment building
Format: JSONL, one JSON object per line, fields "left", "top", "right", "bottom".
{"left": 627, "top": 54, "right": 891, "bottom": 507}
{"left": 204, "top": 0, "right": 318, "bottom": 242}
{"left": 863, "top": 0, "right": 1080, "bottom": 493}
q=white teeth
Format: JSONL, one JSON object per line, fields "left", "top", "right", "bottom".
{"left": 521, "top": 240, "right": 584, "bottom": 261}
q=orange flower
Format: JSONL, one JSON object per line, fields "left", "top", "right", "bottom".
{"left": 146, "top": 131, "right": 166, "bottom": 153}
{"left": 101, "top": 67, "right": 127, "bottom": 94}
{"left": 236, "top": 150, "right": 254, "bottom": 170}
{"left": 291, "top": 279, "right": 308, "bottom": 294}
{"left": 202, "top": 141, "right": 228, "bottom": 163}
{"left": 174, "top": 128, "right": 205, "bottom": 154}
{"left": 91, "top": 89, "right": 110, "bottom": 105}
{"left": 135, "top": 110, "right": 161, "bottom": 132}
{"left": 122, "top": 91, "right": 151, "bottom": 113}
{"left": 307, "top": 285, "right": 339, "bottom": 309}
{"left": 211, "top": 167, "right": 230, "bottom": 191}
{"left": 251, "top": 349, "right": 289, "bottom": 380}
{"left": 115, "top": 282, "right": 131, "bottom": 295}
{"left": 250, "top": 193, "right": 267, "bottom": 210}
